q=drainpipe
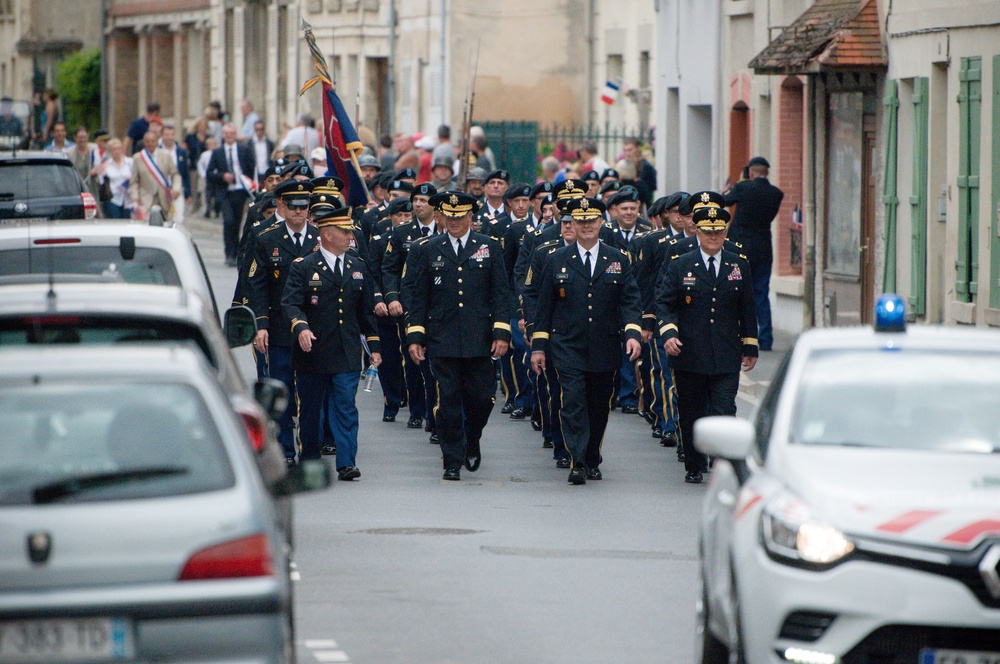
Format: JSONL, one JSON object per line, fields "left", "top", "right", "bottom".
{"left": 440, "top": 0, "right": 446, "bottom": 126}
{"left": 387, "top": 0, "right": 396, "bottom": 136}
{"left": 587, "top": 0, "right": 596, "bottom": 125}
{"left": 100, "top": 0, "right": 109, "bottom": 128}
{"left": 803, "top": 78, "right": 817, "bottom": 329}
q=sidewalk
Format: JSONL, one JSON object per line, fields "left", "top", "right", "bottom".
{"left": 738, "top": 328, "right": 796, "bottom": 406}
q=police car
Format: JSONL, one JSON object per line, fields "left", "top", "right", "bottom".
{"left": 694, "top": 295, "right": 1000, "bottom": 664}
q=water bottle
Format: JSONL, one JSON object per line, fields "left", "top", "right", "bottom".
{"left": 362, "top": 364, "right": 378, "bottom": 392}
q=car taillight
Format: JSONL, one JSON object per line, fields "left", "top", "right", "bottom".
{"left": 81, "top": 192, "right": 98, "bottom": 219}
{"left": 34, "top": 238, "right": 81, "bottom": 245}
{"left": 235, "top": 405, "right": 267, "bottom": 453}
{"left": 178, "top": 534, "right": 274, "bottom": 581}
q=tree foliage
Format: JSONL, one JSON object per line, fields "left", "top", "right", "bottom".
{"left": 56, "top": 48, "right": 101, "bottom": 133}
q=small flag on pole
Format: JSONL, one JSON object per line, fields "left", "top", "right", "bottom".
{"left": 600, "top": 78, "right": 622, "bottom": 105}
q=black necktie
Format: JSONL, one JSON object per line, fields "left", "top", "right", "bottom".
{"left": 334, "top": 257, "right": 340, "bottom": 277}
{"left": 456, "top": 239, "right": 463, "bottom": 256}
{"left": 708, "top": 255, "right": 717, "bottom": 281}
{"left": 584, "top": 250, "right": 593, "bottom": 278}
{"left": 293, "top": 232, "right": 301, "bottom": 248}
{"left": 421, "top": 226, "right": 429, "bottom": 237}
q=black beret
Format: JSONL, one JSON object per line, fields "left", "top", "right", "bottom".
{"left": 608, "top": 187, "right": 640, "bottom": 207}
{"left": 600, "top": 168, "right": 620, "bottom": 181}
{"left": 390, "top": 179, "right": 415, "bottom": 193}
{"left": 486, "top": 169, "right": 510, "bottom": 183}
{"left": 580, "top": 170, "right": 601, "bottom": 182}
{"left": 504, "top": 183, "right": 531, "bottom": 201}
{"left": 411, "top": 182, "right": 438, "bottom": 199}
{"left": 394, "top": 167, "right": 417, "bottom": 181}
{"left": 662, "top": 191, "right": 689, "bottom": 211}
{"left": 387, "top": 197, "right": 413, "bottom": 215}
{"left": 599, "top": 180, "right": 622, "bottom": 196}
{"left": 530, "top": 181, "right": 554, "bottom": 199}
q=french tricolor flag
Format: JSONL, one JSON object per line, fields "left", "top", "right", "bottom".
{"left": 600, "top": 78, "right": 621, "bottom": 105}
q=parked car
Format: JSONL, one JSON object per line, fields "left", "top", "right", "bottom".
{"left": 0, "top": 150, "right": 97, "bottom": 221}
{"left": 0, "top": 344, "right": 329, "bottom": 663}
{"left": 0, "top": 220, "right": 219, "bottom": 320}
{"left": 694, "top": 295, "right": 1000, "bottom": 664}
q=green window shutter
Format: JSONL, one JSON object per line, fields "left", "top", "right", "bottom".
{"left": 956, "top": 57, "right": 982, "bottom": 303}
{"left": 991, "top": 55, "right": 1000, "bottom": 309}
{"left": 909, "top": 77, "right": 929, "bottom": 316}
{"left": 882, "top": 80, "right": 899, "bottom": 293}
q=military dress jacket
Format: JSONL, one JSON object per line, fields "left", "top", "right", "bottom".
{"left": 655, "top": 248, "right": 758, "bottom": 376}
{"left": 404, "top": 232, "right": 512, "bottom": 358}
{"left": 631, "top": 227, "right": 673, "bottom": 331}
{"left": 282, "top": 251, "right": 381, "bottom": 375}
{"left": 248, "top": 224, "right": 319, "bottom": 347}
{"left": 520, "top": 238, "right": 567, "bottom": 334}
{"left": 232, "top": 213, "right": 281, "bottom": 306}
{"left": 381, "top": 220, "right": 437, "bottom": 305}
{"left": 514, "top": 221, "right": 615, "bottom": 295}
{"left": 530, "top": 242, "right": 642, "bottom": 373}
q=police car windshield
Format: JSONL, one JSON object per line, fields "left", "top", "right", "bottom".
{"left": 792, "top": 348, "right": 1000, "bottom": 454}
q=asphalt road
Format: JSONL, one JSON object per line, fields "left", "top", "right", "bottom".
{"left": 188, "top": 213, "right": 765, "bottom": 664}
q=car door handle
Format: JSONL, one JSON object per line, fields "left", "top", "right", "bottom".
{"left": 717, "top": 490, "right": 735, "bottom": 507}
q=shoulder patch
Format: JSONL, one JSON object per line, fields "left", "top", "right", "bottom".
{"left": 248, "top": 259, "right": 258, "bottom": 276}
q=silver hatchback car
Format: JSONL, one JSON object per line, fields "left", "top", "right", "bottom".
{"left": 0, "top": 345, "right": 327, "bottom": 663}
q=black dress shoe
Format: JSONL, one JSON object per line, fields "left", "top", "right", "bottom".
{"left": 685, "top": 471, "right": 704, "bottom": 484}
{"left": 542, "top": 437, "right": 554, "bottom": 449}
{"left": 651, "top": 426, "right": 662, "bottom": 439}
{"left": 586, "top": 467, "right": 602, "bottom": 481}
{"left": 501, "top": 401, "right": 515, "bottom": 414}
{"left": 464, "top": 445, "right": 481, "bottom": 472}
{"left": 320, "top": 444, "right": 336, "bottom": 456}
{"left": 443, "top": 468, "right": 460, "bottom": 481}
{"left": 620, "top": 405, "right": 639, "bottom": 415}
{"left": 429, "top": 432, "right": 440, "bottom": 444}
{"left": 568, "top": 467, "right": 587, "bottom": 485}
{"left": 555, "top": 457, "right": 570, "bottom": 469}
{"left": 407, "top": 416, "right": 423, "bottom": 429}
{"left": 661, "top": 431, "right": 678, "bottom": 448}
{"left": 530, "top": 408, "right": 542, "bottom": 431}
{"left": 509, "top": 407, "right": 527, "bottom": 420}
{"left": 285, "top": 456, "right": 296, "bottom": 466}
{"left": 677, "top": 450, "right": 686, "bottom": 463}
{"left": 424, "top": 421, "right": 434, "bottom": 432}
{"left": 641, "top": 410, "right": 657, "bottom": 425}
{"left": 337, "top": 466, "right": 361, "bottom": 481}
{"left": 382, "top": 414, "right": 396, "bottom": 422}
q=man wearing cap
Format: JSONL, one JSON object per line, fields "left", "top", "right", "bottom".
{"left": 430, "top": 155, "right": 455, "bottom": 191}
{"left": 248, "top": 179, "right": 318, "bottom": 464}
{"left": 310, "top": 147, "right": 328, "bottom": 177}
{"left": 358, "top": 154, "right": 381, "bottom": 182}
{"left": 530, "top": 197, "right": 643, "bottom": 484}
{"left": 208, "top": 123, "right": 257, "bottom": 265}
{"left": 480, "top": 169, "right": 510, "bottom": 222}
{"left": 282, "top": 206, "right": 381, "bottom": 479}
{"left": 723, "top": 156, "right": 783, "bottom": 351}
{"left": 580, "top": 170, "right": 601, "bottom": 198}
{"left": 655, "top": 191, "right": 758, "bottom": 484}
{"left": 405, "top": 191, "right": 512, "bottom": 480}
{"left": 394, "top": 167, "right": 418, "bottom": 185}
{"left": 521, "top": 199, "right": 575, "bottom": 465}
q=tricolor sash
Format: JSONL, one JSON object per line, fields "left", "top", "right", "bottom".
{"left": 138, "top": 149, "right": 173, "bottom": 202}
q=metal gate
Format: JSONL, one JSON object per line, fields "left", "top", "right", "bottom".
{"left": 480, "top": 121, "right": 539, "bottom": 185}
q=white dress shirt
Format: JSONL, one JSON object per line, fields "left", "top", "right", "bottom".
{"left": 577, "top": 241, "right": 601, "bottom": 277}
{"left": 225, "top": 142, "right": 244, "bottom": 191}
{"left": 320, "top": 246, "right": 346, "bottom": 274}
{"left": 448, "top": 229, "right": 471, "bottom": 255}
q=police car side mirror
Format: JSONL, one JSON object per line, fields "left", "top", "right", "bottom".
{"left": 694, "top": 416, "right": 753, "bottom": 461}
{"left": 224, "top": 305, "right": 257, "bottom": 348}
{"left": 254, "top": 378, "right": 289, "bottom": 421}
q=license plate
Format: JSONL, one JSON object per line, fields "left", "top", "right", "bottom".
{"left": 0, "top": 618, "right": 132, "bottom": 662}
{"left": 920, "top": 649, "right": 1000, "bottom": 664}
{"left": 0, "top": 217, "right": 48, "bottom": 225}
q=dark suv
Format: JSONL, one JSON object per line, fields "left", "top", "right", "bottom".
{"left": 0, "top": 151, "right": 97, "bottom": 221}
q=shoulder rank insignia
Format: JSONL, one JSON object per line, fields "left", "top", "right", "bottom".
{"left": 294, "top": 257, "right": 305, "bottom": 263}
{"left": 248, "top": 259, "right": 257, "bottom": 276}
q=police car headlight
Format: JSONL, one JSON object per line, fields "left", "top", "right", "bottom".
{"left": 761, "top": 493, "right": 854, "bottom": 567}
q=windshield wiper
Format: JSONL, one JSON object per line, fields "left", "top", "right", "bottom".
{"left": 32, "top": 467, "right": 188, "bottom": 504}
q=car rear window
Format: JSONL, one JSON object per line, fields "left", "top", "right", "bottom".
{"left": 0, "top": 381, "right": 235, "bottom": 505}
{"left": 793, "top": 348, "right": 1000, "bottom": 454}
{"left": 0, "top": 246, "right": 181, "bottom": 285}
{"left": 0, "top": 316, "right": 216, "bottom": 367}
{"left": 0, "top": 162, "right": 81, "bottom": 199}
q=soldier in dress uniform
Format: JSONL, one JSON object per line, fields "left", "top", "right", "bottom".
{"left": 521, "top": 204, "right": 575, "bottom": 467}
{"left": 382, "top": 184, "right": 438, "bottom": 430}
{"left": 282, "top": 205, "right": 382, "bottom": 479}
{"left": 368, "top": 198, "right": 415, "bottom": 423}
{"left": 655, "top": 191, "right": 758, "bottom": 484}
{"left": 476, "top": 169, "right": 509, "bottom": 231}
{"left": 404, "top": 191, "right": 512, "bottom": 481}
{"left": 248, "top": 179, "right": 318, "bottom": 463}
{"left": 530, "top": 197, "right": 642, "bottom": 484}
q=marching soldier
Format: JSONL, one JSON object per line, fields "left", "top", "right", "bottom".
{"left": 655, "top": 191, "right": 758, "bottom": 484}
{"left": 248, "top": 179, "right": 318, "bottom": 464}
{"left": 282, "top": 205, "right": 382, "bottom": 479}
{"left": 530, "top": 197, "right": 643, "bottom": 485}
{"left": 404, "top": 191, "right": 512, "bottom": 481}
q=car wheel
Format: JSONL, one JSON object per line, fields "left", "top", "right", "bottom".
{"left": 727, "top": 565, "right": 746, "bottom": 664}
{"left": 697, "top": 570, "right": 730, "bottom": 664}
